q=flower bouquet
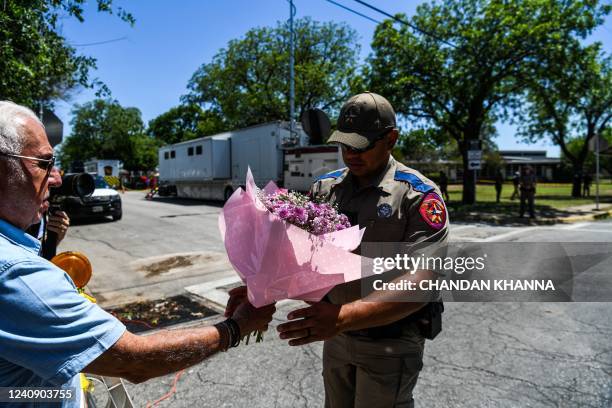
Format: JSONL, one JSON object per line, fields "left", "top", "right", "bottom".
{"left": 218, "top": 168, "right": 367, "bottom": 310}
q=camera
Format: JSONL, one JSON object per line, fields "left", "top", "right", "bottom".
{"left": 49, "top": 173, "right": 96, "bottom": 207}
{"left": 42, "top": 173, "right": 96, "bottom": 260}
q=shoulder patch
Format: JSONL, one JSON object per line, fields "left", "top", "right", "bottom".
{"left": 394, "top": 171, "right": 435, "bottom": 193}
{"left": 419, "top": 193, "right": 447, "bottom": 230}
{"left": 315, "top": 168, "right": 346, "bottom": 181}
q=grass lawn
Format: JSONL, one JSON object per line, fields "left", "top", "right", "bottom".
{"left": 447, "top": 182, "right": 612, "bottom": 209}
{"left": 443, "top": 181, "right": 612, "bottom": 222}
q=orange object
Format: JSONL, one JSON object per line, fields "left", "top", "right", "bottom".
{"left": 51, "top": 251, "right": 93, "bottom": 288}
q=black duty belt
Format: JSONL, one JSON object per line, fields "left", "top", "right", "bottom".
{"left": 346, "top": 302, "right": 444, "bottom": 340}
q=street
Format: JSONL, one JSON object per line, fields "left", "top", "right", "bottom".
{"left": 62, "top": 191, "right": 612, "bottom": 407}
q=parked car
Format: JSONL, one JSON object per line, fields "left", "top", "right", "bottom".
{"left": 60, "top": 175, "right": 122, "bottom": 221}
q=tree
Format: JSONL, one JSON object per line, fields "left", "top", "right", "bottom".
{"left": 0, "top": 0, "right": 134, "bottom": 109}
{"left": 58, "top": 99, "right": 158, "bottom": 171}
{"left": 519, "top": 43, "right": 611, "bottom": 197}
{"left": 561, "top": 133, "right": 612, "bottom": 182}
{"left": 366, "top": 0, "right": 609, "bottom": 204}
{"left": 396, "top": 129, "right": 447, "bottom": 162}
{"left": 183, "top": 17, "right": 360, "bottom": 129}
{"left": 148, "top": 105, "right": 226, "bottom": 145}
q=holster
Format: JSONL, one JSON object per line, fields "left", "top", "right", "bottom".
{"left": 347, "top": 302, "right": 444, "bottom": 340}
{"left": 416, "top": 301, "right": 444, "bottom": 340}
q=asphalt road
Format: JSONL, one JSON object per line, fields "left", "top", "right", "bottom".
{"left": 61, "top": 191, "right": 612, "bottom": 407}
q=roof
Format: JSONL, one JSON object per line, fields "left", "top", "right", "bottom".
{"left": 159, "top": 121, "right": 300, "bottom": 148}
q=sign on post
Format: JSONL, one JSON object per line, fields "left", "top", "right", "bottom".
{"left": 468, "top": 160, "right": 481, "bottom": 170}
{"left": 467, "top": 149, "right": 482, "bottom": 170}
{"left": 43, "top": 109, "right": 63, "bottom": 147}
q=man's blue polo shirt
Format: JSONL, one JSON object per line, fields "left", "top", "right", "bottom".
{"left": 0, "top": 219, "right": 126, "bottom": 407}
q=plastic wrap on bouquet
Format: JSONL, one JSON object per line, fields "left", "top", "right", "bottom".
{"left": 219, "top": 169, "right": 367, "bottom": 307}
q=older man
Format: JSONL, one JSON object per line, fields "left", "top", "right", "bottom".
{"left": 0, "top": 101, "right": 275, "bottom": 407}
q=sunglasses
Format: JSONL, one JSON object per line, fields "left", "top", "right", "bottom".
{"left": 0, "top": 151, "right": 56, "bottom": 173}
{"left": 339, "top": 130, "right": 392, "bottom": 154}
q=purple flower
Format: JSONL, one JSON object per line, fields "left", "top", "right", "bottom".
{"left": 259, "top": 189, "right": 351, "bottom": 235}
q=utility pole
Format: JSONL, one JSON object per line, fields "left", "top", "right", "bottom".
{"left": 595, "top": 133, "right": 600, "bottom": 211}
{"left": 289, "top": 0, "right": 296, "bottom": 139}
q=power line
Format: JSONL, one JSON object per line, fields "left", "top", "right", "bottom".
{"left": 323, "top": 0, "right": 381, "bottom": 24}
{"left": 350, "top": 0, "right": 459, "bottom": 49}
{"left": 72, "top": 36, "right": 128, "bottom": 47}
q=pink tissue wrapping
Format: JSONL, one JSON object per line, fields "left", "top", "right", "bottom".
{"left": 218, "top": 168, "right": 366, "bottom": 307}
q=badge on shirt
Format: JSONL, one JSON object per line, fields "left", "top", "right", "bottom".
{"left": 377, "top": 203, "right": 393, "bottom": 218}
{"left": 419, "top": 193, "right": 446, "bottom": 230}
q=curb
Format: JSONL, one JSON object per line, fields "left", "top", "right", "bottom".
{"left": 558, "top": 207, "right": 612, "bottom": 223}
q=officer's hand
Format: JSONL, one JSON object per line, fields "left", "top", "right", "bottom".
{"left": 224, "top": 285, "right": 247, "bottom": 317}
{"left": 47, "top": 211, "right": 70, "bottom": 244}
{"left": 277, "top": 301, "right": 342, "bottom": 346}
{"left": 231, "top": 300, "right": 276, "bottom": 336}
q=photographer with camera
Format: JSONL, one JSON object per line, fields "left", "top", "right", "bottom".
{"left": 46, "top": 211, "right": 70, "bottom": 244}
{"left": 27, "top": 211, "right": 70, "bottom": 249}
{"left": 0, "top": 101, "right": 275, "bottom": 408}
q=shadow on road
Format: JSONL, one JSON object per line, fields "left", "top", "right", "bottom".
{"left": 145, "top": 196, "right": 224, "bottom": 208}
{"left": 446, "top": 201, "right": 610, "bottom": 226}
{"left": 70, "top": 216, "right": 117, "bottom": 226}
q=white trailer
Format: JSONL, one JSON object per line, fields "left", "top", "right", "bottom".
{"left": 84, "top": 159, "right": 122, "bottom": 177}
{"left": 158, "top": 122, "right": 308, "bottom": 201}
{"left": 283, "top": 145, "right": 345, "bottom": 192}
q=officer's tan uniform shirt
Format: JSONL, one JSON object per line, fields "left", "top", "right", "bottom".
{"left": 310, "top": 156, "right": 449, "bottom": 305}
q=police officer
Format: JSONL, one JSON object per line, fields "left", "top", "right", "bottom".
{"left": 277, "top": 92, "right": 448, "bottom": 408}
{"left": 511, "top": 171, "right": 520, "bottom": 200}
{"left": 519, "top": 165, "right": 537, "bottom": 219}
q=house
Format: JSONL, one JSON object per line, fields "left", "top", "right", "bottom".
{"left": 494, "top": 150, "right": 561, "bottom": 181}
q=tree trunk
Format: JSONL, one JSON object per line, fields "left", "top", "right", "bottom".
{"left": 570, "top": 153, "right": 586, "bottom": 197}
{"left": 572, "top": 171, "right": 582, "bottom": 198}
{"left": 462, "top": 152, "right": 476, "bottom": 204}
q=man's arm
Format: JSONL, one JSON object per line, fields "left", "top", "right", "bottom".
{"left": 85, "top": 301, "right": 275, "bottom": 383}
{"left": 84, "top": 326, "right": 223, "bottom": 383}
{"left": 276, "top": 269, "right": 431, "bottom": 346}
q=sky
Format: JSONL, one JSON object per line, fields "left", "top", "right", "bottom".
{"left": 53, "top": 0, "right": 612, "bottom": 158}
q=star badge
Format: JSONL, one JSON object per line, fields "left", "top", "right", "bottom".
{"left": 419, "top": 193, "right": 447, "bottom": 230}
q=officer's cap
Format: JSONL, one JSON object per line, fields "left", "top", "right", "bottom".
{"left": 328, "top": 92, "right": 396, "bottom": 150}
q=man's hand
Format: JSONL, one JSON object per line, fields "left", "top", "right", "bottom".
{"left": 224, "top": 285, "right": 247, "bottom": 317}
{"left": 47, "top": 211, "right": 70, "bottom": 244}
{"left": 277, "top": 301, "right": 342, "bottom": 346}
{"left": 230, "top": 296, "right": 275, "bottom": 336}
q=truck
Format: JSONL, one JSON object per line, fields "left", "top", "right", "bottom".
{"left": 158, "top": 121, "right": 341, "bottom": 201}
{"left": 84, "top": 159, "right": 123, "bottom": 177}
{"left": 283, "top": 145, "right": 344, "bottom": 192}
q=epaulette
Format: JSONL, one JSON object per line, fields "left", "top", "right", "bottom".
{"left": 315, "top": 168, "right": 347, "bottom": 181}
{"left": 394, "top": 171, "right": 435, "bottom": 193}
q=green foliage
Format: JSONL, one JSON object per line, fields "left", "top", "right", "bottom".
{"left": 366, "top": 0, "right": 610, "bottom": 203}
{"left": 147, "top": 105, "right": 226, "bottom": 145}
{"left": 519, "top": 42, "right": 611, "bottom": 179}
{"left": 58, "top": 99, "right": 158, "bottom": 171}
{"left": 561, "top": 133, "right": 612, "bottom": 176}
{"left": 0, "top": 0, "right": 134, "bottom": 108}
{"left": 183, "top": 17, "right": 360, "bottom": 128}
{"left": 396, "top": 128, "right": 448, "bottom": 162}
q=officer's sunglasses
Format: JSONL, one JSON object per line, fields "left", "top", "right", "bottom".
{"left": 0, "top": 151, "right": 56, "bottom": 174}
{"left": 339, "top": 129, "right": 392, "bottom": 154}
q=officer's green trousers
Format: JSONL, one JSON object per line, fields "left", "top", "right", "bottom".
{"left": 323, "top": 324, "right": 425, "bottom": 408}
